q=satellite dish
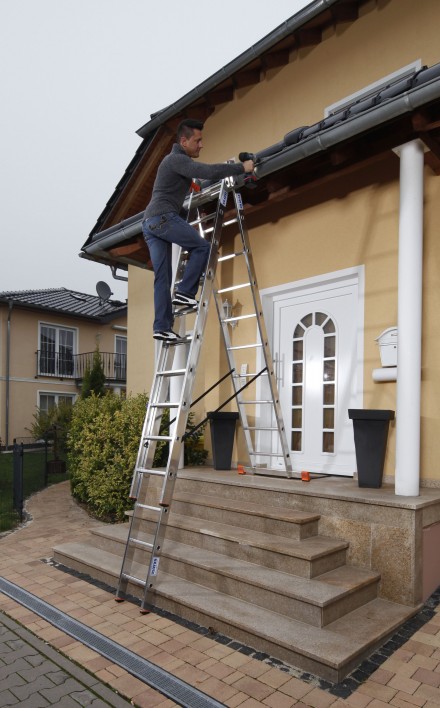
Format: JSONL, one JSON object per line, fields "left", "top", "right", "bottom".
{"left": 96, "top": 281, "right": 113, "bottom": 302}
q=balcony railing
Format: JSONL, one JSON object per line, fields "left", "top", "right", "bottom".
{"left": 36, "top": 351, "right": 127, "bottom": 383}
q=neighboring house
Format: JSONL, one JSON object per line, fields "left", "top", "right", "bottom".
{"left": 75, "top": 0, "right": 440, "bottom": 622}
{"left": 0, "top": 289, "right": 127, "bottom": 447}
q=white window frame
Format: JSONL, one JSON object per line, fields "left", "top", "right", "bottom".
{"left": 114, "top": 334, "right": 127, "bottom": 380}
{"left": 38, "top": 391, "right": 76, "bottom": 414}
{"left": 38, "top": 322, "right": 78, "bottom": 378}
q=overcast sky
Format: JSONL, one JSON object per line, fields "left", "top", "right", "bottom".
{"left": 0, "top": 0, "right": 308, "bottom": 301}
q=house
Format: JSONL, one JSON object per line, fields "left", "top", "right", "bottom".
{"left": 64, "top": 0, "right": 440, "bottom": 679}
{"left": 0, "top": 288, "right": 127, "bottom": 448}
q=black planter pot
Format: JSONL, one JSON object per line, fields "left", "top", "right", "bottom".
{"left": 348, "top": 409, "right": 395, "bottom": 488}
{"left": 207, "top": 412, "right": 239, "bottom": 470}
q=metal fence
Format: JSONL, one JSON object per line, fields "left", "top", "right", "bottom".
{"left": 0, "top": 439, "right": 69, "bottom": 533}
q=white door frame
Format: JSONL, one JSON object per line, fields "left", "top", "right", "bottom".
{"left": 258, "top": 266, "right": 365, "bottom": 475}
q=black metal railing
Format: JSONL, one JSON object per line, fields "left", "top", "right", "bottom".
{"left": 36, "top": 351, "right": 127, "bottom": 382}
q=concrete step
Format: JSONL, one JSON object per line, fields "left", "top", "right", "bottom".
{"left": 170, "top": 491, "right": 320, "bottom": 540}
{"left": 132, "top": 511, "right": 348, "bottom": 578}
{"left": 84, "top": 524, "right": 379, "bottom": 627}
{"left": 94, "top": 512, "right": 348, "bottom": 578}
{"left": 52, "top": 541, "right": 414, "bottom": 683}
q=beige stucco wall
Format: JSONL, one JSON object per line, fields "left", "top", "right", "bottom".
{"left": 0, "top": 305, "right": 127, "bottom": 443}
{"left": 127, "top": 0, "right": 440, "bottom": 482}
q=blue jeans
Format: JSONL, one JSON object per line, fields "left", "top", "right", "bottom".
{"left": 142, "top": 212, "right": 210, "bottom": 332}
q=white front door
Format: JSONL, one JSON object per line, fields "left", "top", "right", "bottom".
{"left": 263, "top": 269, "right": 363, "bottom": 476}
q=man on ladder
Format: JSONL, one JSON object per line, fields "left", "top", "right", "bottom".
{"left": 142, "top": 118, "right": 255, "bottom": 342}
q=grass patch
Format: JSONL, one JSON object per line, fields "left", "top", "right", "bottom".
{"left": 0, "top": 449, "right": 69, "bottom": 533}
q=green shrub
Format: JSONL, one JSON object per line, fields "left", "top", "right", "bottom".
{"left": 27, "top": 401, "right": 73, "bottom": 458}
{"left": 81, "top": 347, "right": 106, "bottom": 399}
{"left": 68, "top": 393, "right": 207, "bottom": 522}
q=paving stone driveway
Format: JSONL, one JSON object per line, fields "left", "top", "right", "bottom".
{"left": 0, "top": 612, "right": 131, "bottom": 707}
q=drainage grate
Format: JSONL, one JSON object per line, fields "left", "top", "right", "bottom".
{"left": 0, "top": 576, "right": 224, "bottom": 708}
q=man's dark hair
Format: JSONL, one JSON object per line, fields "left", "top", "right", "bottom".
{"left": 177, "top": 119, "right": 204, "bottom": 141}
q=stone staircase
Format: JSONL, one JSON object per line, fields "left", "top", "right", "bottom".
{"left": 53, "top": 473, "right": 416, "bottom": 682}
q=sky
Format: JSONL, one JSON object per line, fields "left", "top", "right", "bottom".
{"left": 0, "top": 0, "right": 309, "bottom": 301}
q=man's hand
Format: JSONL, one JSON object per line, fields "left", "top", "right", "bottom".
{"left": 242, "top": 159, "right": 255, "bottom": 174}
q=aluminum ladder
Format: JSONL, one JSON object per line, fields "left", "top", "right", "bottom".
{"left": 115, "top": 176, "right": 292, "bottom": 611}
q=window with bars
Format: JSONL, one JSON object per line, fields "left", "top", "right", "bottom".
{"left": 291, "top": 311, "right": 336, "bottom": 454}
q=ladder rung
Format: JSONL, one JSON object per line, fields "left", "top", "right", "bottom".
{"left": 158, "top": 369, "right": 187, "bottom": 377}
{"left": 250, "top": 451, "right": 283, "bottom": 457}
{"left": 233, "top": 371, "right": 268, "bottom": 378}
{"left": 190, "top": 212, "right": 217, "bottom": 225}
{"left": 218, "top": 250, "right": 245, "bottom": 262}
{"left": 228, "top": 343, "right": 262, "bottom": 351}
{"left": 151, "top": 402, "right": 180, "bottom": 408}
{"left": 224, "top": 313, "right": 256, "bottom": 323}
{"left": 144, "top": 435, "right": 173, "bottom": 442}
{"left": 135, "top": 503, "right": 162, "bottom": 512}
{"left": 137, "top": 468, "right": 167, "bottom": 477}
{"left": 217, "top": 283, "right": 250, "bottom": 294}
{"left": 239, "top": 400, "right": 274, "bottom": 404}
{"left": 243, "top": 426, "right": 279, "bottom": 431}
{"left": 203, "top": 217, "right": 238, "bottom": 235}
{"left": 121, "top": 573, "right": 146, "bottom": 587}
{"left": 129, "top": 537, "right": 154, "bottom": 550}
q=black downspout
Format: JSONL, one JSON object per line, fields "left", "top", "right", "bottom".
{"left": 5, "top": 300, "right": 13, "bottom": 449}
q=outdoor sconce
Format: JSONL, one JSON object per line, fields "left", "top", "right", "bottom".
{"left": 222, "top": 299, "right": 238, "bottom": 328}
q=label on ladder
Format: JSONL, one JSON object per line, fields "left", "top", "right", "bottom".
{"left": 150, "top": 557, "right": 160, "bottom": 576}
{"left": 220, "top": 191, "right": 228, "bottom": 207}
{"left": 236, "top": 193, "right": 243, "bottom": 210}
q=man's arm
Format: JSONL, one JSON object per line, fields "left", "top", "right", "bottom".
{"left": 173, "top": 154, "right": 247, "bottom": 181}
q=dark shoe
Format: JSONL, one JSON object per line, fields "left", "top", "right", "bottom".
{"left": 153, "top": 330, "right": 184, "bottom": 343}
{"left": 172, "top": 293, "right": 198, "bottom": 308}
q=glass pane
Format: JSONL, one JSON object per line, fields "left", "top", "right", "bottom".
{"left": 324, "top": 336, "right": 335, "bottom": 358}
{"left": 58, "top": 396, "right": 74, "bottom": 407}
{"left": 323, "top": 360, "right": 335, "bottom": 382}
{"left": 294, "top": 324, "right": 305, "bottom": 338}
{"left": 292, "top": 431, "right": 302, "bottom": 451}
{"left": 39, "top": 394, "right": 56, "bottom": 414}
{"left": 293, "top": 339, "right": 303, "bottom": 360}
{"left": 323, "top": 318, "right": 335, "bottom": 334}
{"left": 116, "top": 336, "right": 127, "bottom": 355}
{"left": 292, "top": 408, "right": 302, "bottom": 428}
{"left": 292, "top": 362, "right": 303, "bottom": 383}
{"left": 315, "top": 312, "right": 327, "bottom": 326}
{"left": 301, "top": 314, "right": 313, "bottom": 328}
{"left": 323, "top": 432, "right": 334, "bottom": 453}
{"left": 323, "top": 384, "right": 334, "bottom": 404}
{"left": 292, "top": 386, "right": 303, "bottom": 406}
{"left": 323, "top": 408, "right": 334, "bottom": 428}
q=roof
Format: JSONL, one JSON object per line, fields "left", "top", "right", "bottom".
{"left": 85, "top": 0, "right": 371, "bottom": 241}
{"left": 0, "top": 288, "right": 127, "bottom": 323}
{"left": 135, "top": 0, "right": 343, "bottom": 140}
{"left": 81, "top": 59, "right": 440, "bottom": 270}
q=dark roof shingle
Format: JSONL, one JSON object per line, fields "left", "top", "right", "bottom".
{"left": 0, "top": 288, "right": 127, "bottom": 322}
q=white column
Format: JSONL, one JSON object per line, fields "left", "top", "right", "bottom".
{"left": 394, "top": 140, "right": 424, "bottom": 496}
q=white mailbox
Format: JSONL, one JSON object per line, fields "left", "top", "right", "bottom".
{"left": 376, "top": 327, "right": 398, "bottom": 367}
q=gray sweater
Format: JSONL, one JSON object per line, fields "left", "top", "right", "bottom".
{"left": 144, "top": 143, "right": 245, "bottom": 219}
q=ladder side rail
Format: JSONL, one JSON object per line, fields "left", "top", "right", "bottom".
{"left": 212, "top": 282, "right": 256, "bottom": 463}
{"left": 140, "top": 180, "right": 230, "bottom": 610}
{"left": 128, "top": 345, "right": 174, "bottom": 498}
{"left": 232, "top": 190, "right": 293, "bottom": 475}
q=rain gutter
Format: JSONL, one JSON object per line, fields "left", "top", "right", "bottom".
{"left": 136, "top": 0, "right": 340, "bottom": 138}
{"left": 83, "top": 76, "right": 440, "bottom": 259}
{"left": 256, "top": 77, "right": 440, "bottom": 177}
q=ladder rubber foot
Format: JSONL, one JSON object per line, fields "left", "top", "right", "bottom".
{"left": 129, "top": 496, "right": 137, "bottom": 501}
{"left": 159, "top": 503, "right": 169, "bottom": 508}
{"left": 114, "top": 596, "right": 125, "bottom": 603}
{"left": 140, "top": 608, "right": 151, "bottom": 615}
